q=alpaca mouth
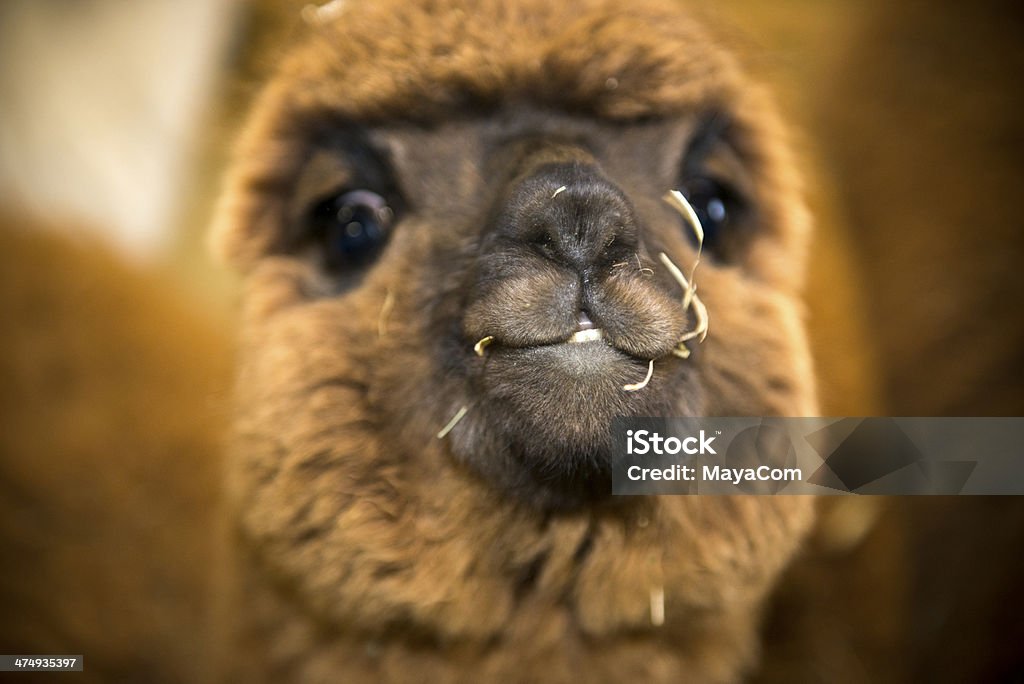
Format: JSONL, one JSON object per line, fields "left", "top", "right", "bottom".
{"left": 453, "top": 301, "right": 701, "bottom": 509}
{"left": 476, "top": 332, "right": 656, "bottom": 400}
{"left": 453, "top": 314, "right": 693, "bottom": 510}
{"left": 480, "top": 328, "right": 647, "bottom": 366}
{"left": 482, "top": 312, "right": 639, "bottom": 358}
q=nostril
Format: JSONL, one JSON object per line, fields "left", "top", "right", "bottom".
{"left": 525, "top": 220, "right": 556, "bottom": 250}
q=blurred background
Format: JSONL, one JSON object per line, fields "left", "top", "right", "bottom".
{"left": 0, "top": 1, "right": 1021, "bottom": 681}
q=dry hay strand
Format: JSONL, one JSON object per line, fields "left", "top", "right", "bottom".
{"left": 473, "top": 335, "right": 495, "bottom": 356}
{"left": 660, "top": 189, "right": 710, "bottom": 357}
{"left": 436, "top": 406, "right": 468, "bottom": 439}
{"left": 623, "top": 359, "right": 655, "bottom": 392}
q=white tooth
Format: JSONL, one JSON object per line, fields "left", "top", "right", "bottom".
{"left": 569, "top": 328, "right": 604, "bottom": 343}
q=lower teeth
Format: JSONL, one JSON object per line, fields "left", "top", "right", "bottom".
{"left": 569, "top": 328, "right": 604, "bottom": 343}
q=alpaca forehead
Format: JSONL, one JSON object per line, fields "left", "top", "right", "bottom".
{"left": 273, "top": 0, "right": 737, "bottom": 123}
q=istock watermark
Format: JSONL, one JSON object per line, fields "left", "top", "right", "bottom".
{"left": 611, "top": 417, "right": 1024, "bottom": 495}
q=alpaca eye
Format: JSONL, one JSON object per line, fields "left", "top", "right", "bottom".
{"left": 311, "top": 190, "right": 394, "bottom": 269}
{"left": 678, "top": 177, "right": 742, "bottom": 255}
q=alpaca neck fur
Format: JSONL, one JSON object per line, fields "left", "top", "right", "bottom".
{"left": 218, "top": 432, "right": 811, "bottom": 682}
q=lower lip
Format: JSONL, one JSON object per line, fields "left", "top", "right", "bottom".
{"left": 498, "top": 337, "right": 639, "bottom": 378}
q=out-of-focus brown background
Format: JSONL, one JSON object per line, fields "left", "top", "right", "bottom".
{"left": 0, "top": 1, "right": 1021, "bottom": 681}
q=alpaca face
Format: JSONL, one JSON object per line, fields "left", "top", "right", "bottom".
{"left": 216, "top": 0, "right": 816, "bottom": 512}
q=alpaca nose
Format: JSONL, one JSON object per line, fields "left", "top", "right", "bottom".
{"left": 494, "top": 159, "right": 640, "bottom": 276}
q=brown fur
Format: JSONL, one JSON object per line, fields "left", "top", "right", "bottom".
{"left": 5, "top": 2, "right": 1020, "bottom": 683}
{"left": 751, "top": 2, "right": 1024, "bottom": 681}
{"left": 0, "top": 217, "right": 232, "bottom": 682}
{"left": 211, "top": 0, "right": 817, "bottom": 681}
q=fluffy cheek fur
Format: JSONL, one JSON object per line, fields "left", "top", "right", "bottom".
{"left": 697, "top": 265, "right": 819, "bottom": 418}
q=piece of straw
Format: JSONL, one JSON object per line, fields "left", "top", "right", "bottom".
{"left": 665, "top": 190, "right": 704, "bottom": 261}
{"left": 378, "top": 290, "right": 394, "bottom": 338}
{"left": 658, "top": 251, "right": 691, "bottom": 291}
{"left": 436, "top": 406, "right": 468, "bottom": 439}
{"left": 623, "top": 359, "right": 655, "bottom": 392}
{"left": 664, "top": 190, "right": 706, "bottom": 306}
{"left": 635, "top": 253, "right": 654, "bottom": 276}
{"left": 301, "top": 0, "right": 346, "bottom": 25}
{"left": 660, "top": 251, "right": 710, "bottom": 354}
{"left": 551, "top": 185, "right": 567, "bottom": 199}
{"left": 473, "top": 335, "right": 495, "bottom": 357}
{"left": 650, "top": 586, "right": 665, "bottom": 626}
{"left": 678, "top": 289, "right": 708, "bottom": 343}
{"left": 659, "top": 188, "right": 712, "bottom": 355}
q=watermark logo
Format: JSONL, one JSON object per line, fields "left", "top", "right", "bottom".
{"left": 626, "top": 429, "right": 717, "bottom": 455}
{"left": 611, "top": 417, "right": 1024, "bottom": 495}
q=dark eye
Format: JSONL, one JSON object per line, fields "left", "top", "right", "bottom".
{"left": 311, "top": 189, "right": 394, "bottom": 269}
{"left": 678, "top": 177, "right": 743, "bottom": 256}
